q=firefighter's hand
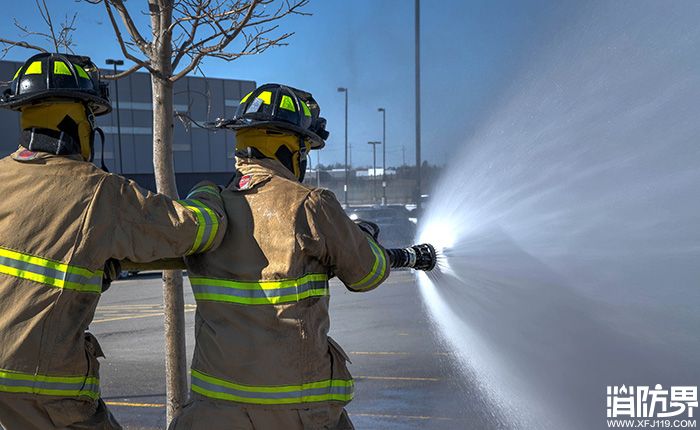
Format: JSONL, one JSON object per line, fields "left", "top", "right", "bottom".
{"left": 354, "top": 219, "right": 380, "bottom": 240}
{"left": 102, "top": 258, "right": 121, "bottom": 292}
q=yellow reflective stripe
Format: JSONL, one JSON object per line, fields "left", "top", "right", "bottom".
{"left": 350, "top": 238, "right": 387, "bottom": 290}
{"left": 53, "top": 61, "right": 72, "bottom": 76}
{"left": 0, "top": 246, "right": 103, "bottom": 294}
{"left": 302, "top": 102, "right": 311, "bottom": 117}
{"left": 280, "top": 95, "right": 296, "bottom": 112}
{"left": 188, "top": 199, "right": 219, "bottom": 252}
{"left": 192, "top": 273, "right": 328, "bottom": 290}
{"left": 177, "top": 201, "right": 205, "bottom": 253}
{"left": 257, "top": 91, "right": 272, "bottom": 105}
{"left": 194, "top": 289, "right": 329, "bottom": 306}
{"left": 25, "top": 61, "right": 42, "bottom": 75}
{"left": 74, "top": 65, "right": 90, "bottom": 79}
{"left": 177, "top": 199, "right": 220, "bottom": 254}
{"left": 13, "top": 68, "right": 21, "bottom": 80}
{"left": 191, "top": 273, "right": 329, "bottom": 306}
{"left": 240, "top": 91, "right": 253, "bottom": 103}
{"left": 191, "top": 369, "right": 353, "bottom": 405}
{"left": 0, "top": 368, "right": 100, "bottom": 400}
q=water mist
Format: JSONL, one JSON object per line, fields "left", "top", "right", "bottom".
{"left": 417, "top": 2, "right": 700, "bottom": 429}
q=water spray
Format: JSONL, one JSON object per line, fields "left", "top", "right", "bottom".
{"left": 385, "top": 243, "right": 437, "bottom": 271}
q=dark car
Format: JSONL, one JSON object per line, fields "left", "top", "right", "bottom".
{"left": 346, "top": 205, "right": 416, "bottom": 249}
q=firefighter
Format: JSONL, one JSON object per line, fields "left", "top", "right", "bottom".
{"left": 170, "top": 84, "right": 390, "bottom": 430}
{"left": 0, "top": 53, "right": 227, "bottom": 429}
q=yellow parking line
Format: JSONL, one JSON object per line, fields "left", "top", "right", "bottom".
{"left": 93, "top": 308, "right": 196, "bottom": 324}
{"left": 349, "top": 413, "right": 453, "bottom": 421}
{"left": 92, "top": 312, "right": 165, "bottom": 324}
{"left": 350, "top": 351, "right": 449, "bottom": 356}
{"left": 350, "top": 351, "right": 411, "bottom": 356}
{"left": 98, "top": 304, "right": 160, "bottom": 309}
{"left": 355, "top": 375, "right": 441, "bottom": 381}
{"left": 106, "top": 401, "right": 164, "bottom": 408}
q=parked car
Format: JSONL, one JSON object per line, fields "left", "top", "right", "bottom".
{"left": 345, "top": 206, "right": 416, "bottom": 248}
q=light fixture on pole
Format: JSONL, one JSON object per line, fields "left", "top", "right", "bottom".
{"left": 105, "top": 58, "right": 124, "bottom": 174}
{"left": 368, "top": 141, "right": 381, "bottom": 203}
{"left": 337, "top": 87, "right": 349, "bottom": 206}
{"left": 378, "top": 107, "right": 386, "bottom": 205}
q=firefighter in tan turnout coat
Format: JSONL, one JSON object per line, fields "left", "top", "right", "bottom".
{"left": 171, "top": 84, "right": 390, "bottom": 429}
{"left": 0, "top": 53, "right": 226, "bottom": 429}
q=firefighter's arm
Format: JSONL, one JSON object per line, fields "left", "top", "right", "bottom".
{"left": 304, "top": 189, "right": 390, "bottom": 292}
{"left": 101, "top": 176, "right": 227, "bottom": 263}
{"left": 119, "top": 258, "right": 186, "bottom": 271}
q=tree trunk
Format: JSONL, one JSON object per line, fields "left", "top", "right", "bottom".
{"left": 152, "top": 70, "right": 187, "bottom": 425}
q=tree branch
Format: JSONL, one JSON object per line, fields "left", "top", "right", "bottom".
{"left": 170, "top": 0, "right": 261, "bottom": 81}
{"left": 36, "top": 0, "right": 59, "bottom": 52}
{"left": 0, "top": 38, "right": 48, "bottom": 59}
{"left": 107, "top": 0, "right": 152, "bottom": 55}
{"left": 103, "top": 0, "right": 155, "bottom": 74}
{"left": 101, "top": 62, "right": 146, "bottom": 80}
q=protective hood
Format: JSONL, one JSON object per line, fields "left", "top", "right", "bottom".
{"left": 236, "top": 128, "right": 310, "bottom": 182}
{"left": 20, "top": 101, "right": 94, "bottom": 161}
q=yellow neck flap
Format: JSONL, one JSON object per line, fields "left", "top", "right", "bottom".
{"left": 20, "top": 102, "right": 93, "bottom": 161}
{"left": 236, "top": 128, "right": 311, "bottom": 180}
{"left": 236, "top": 128, "right": 301, "bottom": 156}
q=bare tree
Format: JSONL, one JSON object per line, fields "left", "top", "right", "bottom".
{"left": 0, "top": 0, "right": 78, "bottom": 57}
{"left": 84, "top": 0, "right": 310, "bottom": 424}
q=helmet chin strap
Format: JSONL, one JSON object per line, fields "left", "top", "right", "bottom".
{"left": 95, "top": 126, "right": 108, "bottom": 172}
{"left": 296, "top": 135, "right": 308, "bottom": 183}
{"left": 84, "top": 105, "right": 108, "bottom": 172}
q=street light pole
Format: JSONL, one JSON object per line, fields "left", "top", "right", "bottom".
{"left": 378, "top": 108, "right": 386, "bottom": 205}
{"left": 105, "top": 59, "right": 124, "bottom": 174}
{"left": 368, "top": 141, "right": 381, "bottom": 203}
{"left": 414, "top": 0, "right": 422, "bottom": 209}
{"left": 337, "top": 87, "right": 349, "bottom": 207}
{"left": 316, "top": 151, "right": 321, "bottom": 188}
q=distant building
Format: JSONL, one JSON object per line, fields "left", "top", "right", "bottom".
{"left": 0, "top": 59, "right": 256, "bottom": 195}
{"left": 356, "top": 168, "right": 396, "bottom": 177}
{"left": 327, "top": 168, "right": 354, "bottom": 180}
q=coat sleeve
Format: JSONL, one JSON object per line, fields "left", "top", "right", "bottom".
{"left": 303, "top": 189, "right": 390, "bottom": 292}
{"left": 94, "top": 175, "right": 227, "bottom": 263}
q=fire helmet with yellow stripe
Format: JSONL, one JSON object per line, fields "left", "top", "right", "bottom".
{"left": 1, "top": 53, "right": 111, "bottom": 115}
{"left": 0, "top": 53, "right": 111, "bottom": 162}
{"left": 213, "top": 83, "right": 329, "bottom": 182}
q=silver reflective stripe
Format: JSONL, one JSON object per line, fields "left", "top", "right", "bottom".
{"left": 177, "top": 199, "right": 219, "bottom": 254}
{"left": 351, "top": 239, "right": 387, "bottom": 290}
{"left": 0, "top": 255, "right": 101, "bottom": 286}
{"left": 190, "top": 274, "right": 330, "bottom": 305}
{"left": 191, "top": 280, "right": 328, "bottom": 300}
{"left": 0, "top": 377, "right": 93, "bottom": 392}
{"left": 194, "top": 204, "right": 214, "bottom": 251}
{"left": 190, "top": 371, "right": 354, "bottom": 405}
{"left": 194, "top": 377, "right": 305, "bottom": 400}
{"left": 0, "top": 369, "right": 100, "bottom": 399}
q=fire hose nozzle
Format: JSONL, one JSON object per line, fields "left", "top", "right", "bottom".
{"left": 386, "top": 243, "right": 437, "bottom": 271}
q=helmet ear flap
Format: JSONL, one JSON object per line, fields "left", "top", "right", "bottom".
{"left": 274, "top": 144, "right": 295, "bottom": 177}
{"left": 312, "top": 117, "right": 329, "bottom": 140}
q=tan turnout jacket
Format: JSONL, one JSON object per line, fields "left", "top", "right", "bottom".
{"left": 0, "top": 148, "right": 226, "bottom": 424}
{"left": 184, "top": 157, "right": 390, "bottom": 411}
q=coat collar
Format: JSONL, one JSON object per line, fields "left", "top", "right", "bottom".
{"left": 232, "top": 157, "right": 298, "bottom": 190}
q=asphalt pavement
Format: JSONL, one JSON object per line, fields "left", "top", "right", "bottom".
{"left": 91, "top": 271, "right": 472, "bottom": 430}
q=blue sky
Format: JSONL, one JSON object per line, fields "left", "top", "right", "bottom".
{"left": 2, "top": 0, "right": 575, "bottom": 168}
